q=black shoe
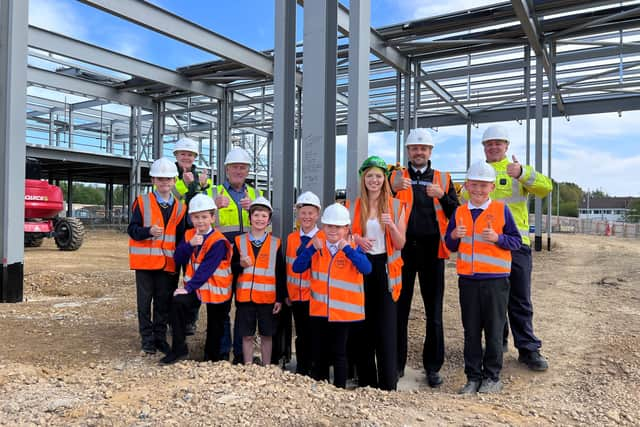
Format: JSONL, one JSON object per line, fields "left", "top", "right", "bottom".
{"left": 159, "top": 350, "right": 188, "bottom": 365}
{"left": 503, "top": 341, "right": 509, "bottom": 353}
{"left": 185, "top": 323, "right": 196, "bottom": 336}
{"left": 518, "top": 350, "right": 549, "bottom": 371}
{"left": 142, "top": 343, "right": 156, "bottom": 355}
{"left": 397, "top": 368, "right": 405, "bottom": 378}
{"left": 478, "top": 378, "right": 503, "bottom": 394}
{"left": 427, "top": 371, "right": 443, "bottom": 388}
{"left": 232, "top": 354, "right": 243, "bottom": 365}
{"left": 154, "top": 340, "right": 171, "bottom": 355}
{"left": 218, "top": 352, "right": 230, "bottom": 362}
{"left": 458, "top": 380, "right": 481, "bottom": 394}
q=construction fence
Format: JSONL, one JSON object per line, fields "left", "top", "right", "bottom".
{"left": 531, "top": 215, "right": 640, "bottom": 239}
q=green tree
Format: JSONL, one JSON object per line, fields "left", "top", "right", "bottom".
{"left": 625, "top": 199, "right": 640, "bottom": 223}
{"left": 542, "top": 181, "right": 583, "bottom": 217}
{"left": 589, "top": 189, "right": 608, "bottom": 199}
{"left": 59, "top": 182, "right": 105, "bottom": 205}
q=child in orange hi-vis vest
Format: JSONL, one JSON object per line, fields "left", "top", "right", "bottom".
{"left": 285, "top": 191, "right": 323, "bottom": 376}
{"left": 445, "top": 161, "right": 521, "bottom": 394}
{"left": 160, "top": 194, "right": 232, "bottom": 365}
{"left": 232, "top": 197, "right": 286, "bottom": 365}
{"left": 292, "top": 203, "right": 371, "bottom": 388}
{"left": 128, "top": 158, "right": 187, "bottom": 356}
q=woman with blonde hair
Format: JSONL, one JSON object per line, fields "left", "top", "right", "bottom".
{"left": 351, "top": 155, "right": 406, "bottom": 391}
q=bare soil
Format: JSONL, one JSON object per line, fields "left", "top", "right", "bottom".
{"left": 1, "top": 230, "right": 639, "bottom": 426}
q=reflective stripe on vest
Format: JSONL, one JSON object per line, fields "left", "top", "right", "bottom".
{"left": 285, "top": 231, "right": 321, "bottom": 302}
{"left": 455, "top": 201, "right": 512, "bottom": 275}
{"left": 183, "top": 228, "right": 233, "bottom": 304}
{"left": 212, "top": 185, "right": 260, "bottom": 233}
{"left": 235, "top": 233, "right": 280, "bottom": 304}
{"left": 129, "top": 193, "right": 186, "bottom": 272}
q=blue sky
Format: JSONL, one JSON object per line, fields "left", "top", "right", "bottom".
{"left": 28, "top": 0, "right": 640, "bottom": 196}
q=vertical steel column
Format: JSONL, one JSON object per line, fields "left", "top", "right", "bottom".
{"left": 466, "top": 121, "right": 472, "bottom": 169}
{"left": 105, "top": 181, "right": 113, "bottom": 223}
{"left": 525, "top": 45, "right": 531, "bottom": 166}
{"left": 48, "top": 111, "right": 54, "bottom": 146}
{"left": 301, "top": 0, "right": 337, "bottom": 206}
{"left": 346, "top": 0, "right": 370, "bottom": 200}
{"left": 412, "top": 59, "right": 419, "bottom": 128}
{"left": 216, "top": 91, "right": 230, "bottom": 186}
{"left": 402, "top": 64, "right": 412, "bottom": 146}
{"left": 534, "top": 54, "right": 544, "bottom": 252}
{"left": 295, "top": 87, "right": 302, "bottom": 190}
{"left": 395, "top": 71, "right": 401, "bottom": 164}
{"left": 68, "top": 107, "right": 74, "bottom": 149}
{"left": 0, "top": 0, "right": 28, "bottom": 302}
{"left": 547, "top": 42, "right": 555, "bottom": 251}
{"left": 66, "top": 171, "right": 73, "bottom": 217}
{"left": 151, "top": 100, "right": 163, "bottom": 160}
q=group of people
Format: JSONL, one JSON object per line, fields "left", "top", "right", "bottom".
{"left": 128, "top": 123, "right": 553, "bottom": 394}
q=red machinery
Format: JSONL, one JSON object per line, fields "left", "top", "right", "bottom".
{"left": 24, "top": 159, "right": 84, "bottom": 250}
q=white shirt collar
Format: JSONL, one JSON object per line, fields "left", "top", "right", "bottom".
{"left": 411, "top": 165, "right": 427, "bottom": 174}
{"left": 467, "top": 199, "right": 492, "bottom": 210}
{"left": 299, "top": 226, "right": 319, "bottom": 239}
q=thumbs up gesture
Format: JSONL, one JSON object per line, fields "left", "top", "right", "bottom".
{"left": 506, "top": 154, "right": 523, "bottom": 179}
{"left": 198, "top": 169, "right": 208, "bottom": 187}
{"left": 182, "top": 166, "right": 195, "bottom": 184}
{"left": 189, "top": 232, "right": 204, "bottom": 247}
{"left": 240, "top": 189, "right": 252, "bottom": 210}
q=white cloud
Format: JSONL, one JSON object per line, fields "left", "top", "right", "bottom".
{"left": 398, "top": 0, "right": 498, "bottom": 20}
{"left": 28, "top": 0, "right": 89, "bottom": 40}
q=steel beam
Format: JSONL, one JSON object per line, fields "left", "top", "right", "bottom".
{"left": 534, "top": 53, "right": 543, "bottom": 252}
{"left": 418, "top": 68, "right": 470, "bottom": 119}
{"left": 272, "top": 0, "right": 296, "bottom": 239}
{"left": 28, "top": 26, "right": 224, "bottom": 100}
{"left": 302, "top": 0, "right": 337, "bottom": 206}
{"left": 27, "top": 66, "right": 154, "bottom": 109}
{"left": 0, "top": 0, "right": 28, "bottom": 302}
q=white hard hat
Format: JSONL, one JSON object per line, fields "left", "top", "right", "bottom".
{"left": 482, "top": 125, "right": 510, "bottom": 144}
{"left": 224, "top": 147, "right": 252, "bottom": 165}
{"left": 296, "top": 191, "right": 321, "bottom": 210}
{"left": 405, "top": 128, "right": 434, "bottom": 147}
{"left": 149, "top": 157, "right": 178, "bottom": 178}
{"left": 173, "top": 137, "right": 199, "bottom": 156}
{"left": 466, "top": 161, "right": 496, "bottom": 182}
{"left": 321, "top": 203, "right": 351, "bottom": 226}
{"left": 188, "top": 193, "right": 217, "bottom": 213}
{"left": 250, "top": 196, "right": 272, "bottom": 212}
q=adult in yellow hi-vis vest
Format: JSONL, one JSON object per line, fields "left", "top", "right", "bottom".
{"left": 213, "top": 146, "right": 263, "bottom": 364}
{"left": 480, "top": 124, "right": 552, "bottom": 372}
{"left": 172, "top": 137, "right": 213, "bottom": 205}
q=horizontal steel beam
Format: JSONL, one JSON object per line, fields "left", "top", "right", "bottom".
{"left": 26, "top": 144, "right": 140, "bottom": 168}
{"left": 27, "top": 67, "right": 154, "bottom": 109}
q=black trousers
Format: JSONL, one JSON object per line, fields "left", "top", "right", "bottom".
{"left": 356, "top": 253, "right": 398, "bottom": 391}
{"left": 271, "top": 302, "right": 292, "bottom": 365}
{"left": 169, "top": 292, "right": 230, "bottom": 361}
{"left": 135, "top": 270, "right": 176, "bottom": 346}
{"left": 291, "top": 301, "right": 312, "bottom": 375}
{"left": 397, "top": 237, "right": 445, "bottom": 373}
{"left": 459, "top": 277, "right": 509, "bottom": 382}
{"left": 310, "top": 317, "right": 351, "bottom": 388}
{"left": 504, "top": 245, "right": 542, "bottom": 352}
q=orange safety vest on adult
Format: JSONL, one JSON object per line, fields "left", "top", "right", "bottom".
{"left": 454, "top": 201, "right": 512, "bottom": 276}
{"left": 350, "top": 198, "right": 404, "bottom": 302}
{"left": 392, "top": 168, "right": 451, "bottom": 259}
{"left": 183, "top": 228, "right": 233, "bottom": 304}
{"left": 309, "top": 241, "right": 366, "bottom": 322}
{"left": 235, "top": 233, "right": 280, "bottom": 304}
{"left": 129, "top": 193, "right": 186, "bottom": 272}
{"left": 285, "top": 230, "right": 325, "bottom": 302}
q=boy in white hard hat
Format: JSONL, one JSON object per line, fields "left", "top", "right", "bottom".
{"left": 292, "top": 203, "right": 371, "bottom": 388}
{"left": 160, "top": 194, "right": 233, "bottom": 365}
{"left": 128, "top": 158, "right": 187, "bottom": 355}
{"left": 232, "top": 197, "right": 286, "bottom": 365}
{"left": 444, "top": 161, "right": 521, "bottom": 394}
{"left": 285, "top": 191, "right": 323, "bottom": 376}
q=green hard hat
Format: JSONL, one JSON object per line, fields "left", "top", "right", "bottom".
{"left": 359, "top": 155, "right": 390, "bottom": 177}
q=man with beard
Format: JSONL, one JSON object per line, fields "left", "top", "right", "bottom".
{"left": 391, "top": 128, "right": 458, "bottom": 387}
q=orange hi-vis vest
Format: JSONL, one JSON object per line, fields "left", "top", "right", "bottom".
{"left": 309, "top": 241, "right": 365, "bottom": 322}
{"left": 351, "top": 198, "right": 404, "bottom": 302}
{"left": 455, "top": 201, "right": 512, "bottom": 276}
{"left": 392, "top": 168, "right": 451, "bottom": 259}
{"left": 183, "top": 228, "right": 233, "bottom": 304}
{"left": 285, "top": 230, "right": 325, "bottom": 302}
{"left": 129, "top": 193, "right": 186, "bottom": 272}
{"left": 235, "top": 233, "right": 280, "bottom": 304}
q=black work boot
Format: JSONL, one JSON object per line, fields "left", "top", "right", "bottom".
{"left": 518, "top": 349, "right": 549, "bottom": 371}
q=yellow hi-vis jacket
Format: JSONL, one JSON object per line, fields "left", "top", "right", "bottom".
{"left": 211, "top": 185, "right": 262, "bottom": 234}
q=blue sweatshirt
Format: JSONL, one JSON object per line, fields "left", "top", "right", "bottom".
{"left": 292, "top": 243, "right": 372, "bottom": 275}
{"left": 174, "top": 229, "right": 228, "bottom": 293}
{"left": 444, "top": 202, "right": 521, "bottom": 280}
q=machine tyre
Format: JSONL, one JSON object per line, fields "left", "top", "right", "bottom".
{"left": 54, "top": 217, "right": 85, "bottom": 251}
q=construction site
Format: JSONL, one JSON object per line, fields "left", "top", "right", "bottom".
{"left": 1, "top": 0, "right": 639, "bottom": 425}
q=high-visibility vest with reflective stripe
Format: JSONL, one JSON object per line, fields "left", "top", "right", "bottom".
{"left": 235, "top": 233, "right": 280, "bottom": 304}
{"left": 285, "top": 230, "right": 325, "bottom": 302}
{"left": 212, "top": 185, "right": 261, "bottom": 234}
{"left": 182, "top": 228, "right": 233, "bottom": 304}
{"left": 129, "top": 193, "right": 186, "bottom": 272}
{"left": 350, "top": 198, "right": 405, "bottom": 302}
{"left": 171, "top": 177, "right": 214, "bottom": 201}
{"left": 309, "top": 241, "right": 365, "bottom": 322}
{"left": 487, "top": 158, "right": 553, "bottom": 246}
{"left": 393, "top": 168, "right": 451, "bottom": 259}
{"left": 455, "top": 201, "right": 512, "bottom": 276}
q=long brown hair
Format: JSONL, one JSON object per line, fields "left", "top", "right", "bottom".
{"left": 359, "top": 167, "right": 392, "bottom": 234}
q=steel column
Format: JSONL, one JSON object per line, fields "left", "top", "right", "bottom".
{"left": 534, "top": 55, "right": 543, "bottom": 252}
{"left": 152, "top": 101, "right": 163, "bottom": 160}
{"left": 301, "top": 0, "right": 337, "bottom": 206}
{"left": 346, "top": 0, "right": 370, "bottom": 200}
{"left": 0, "top": 0, "right": 28, "bottom": 302}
